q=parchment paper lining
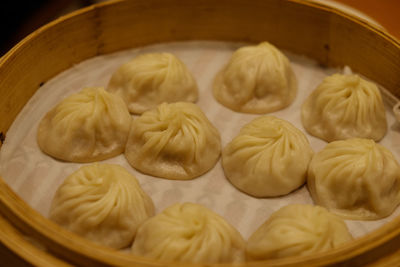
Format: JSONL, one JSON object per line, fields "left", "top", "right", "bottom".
{"left": 1, "top": 41, "right": 400, "bottom": 241}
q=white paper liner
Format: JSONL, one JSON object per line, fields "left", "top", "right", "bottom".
{"left": 1, "top": 41, "right": 400, "bottom": 242}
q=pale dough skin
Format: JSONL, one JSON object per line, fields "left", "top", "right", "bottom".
{"left": 107, "top": 53, "right": 198, "bottom": 114}
{"left": 49, "top": 163, "right": 155, "bottom": 249}
{"left": 308, "top": 138, "right": 400, "bottom": 220}
{"left": 246, "top": 204, "right": 352, "bottom": 260}
{"left": 132, "top": 203, "right": 245, "bottom": 264}
{"left": 37, "top": 87, "right": 132, "bottom": 163}
{"left": 125, "top": 102, "right": 221, "bottom": 180}
{"left": 301, "top": 74, "right": 387, "bottom": 142}
{"left": 213, "top": 42, "right": 297, "bottom": 114}
{"left": 222, "top": 116, "right": 313, "bottom": 197}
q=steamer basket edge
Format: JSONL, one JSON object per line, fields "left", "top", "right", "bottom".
{"left": 1, "top": 0, "right": 400, "bottom": 266}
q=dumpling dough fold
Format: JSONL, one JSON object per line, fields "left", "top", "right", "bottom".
{"left": 49, "top": 163, "right": 155, "bottom": 249}
{"left": 213, "top": 42, "right": 297, "bottom": 114}
{"left": 107, "top": 53, "right": 198, "bottom": 114}
{"left": 132, "top": 203, "right": 245, "bottom": 263}
{"left": 246, "top": 204, "right": 352, "bottom": 260}
{"left": 37, "top": 87, "right": 132, "bottom": 162}
{"left": 222, "top": 116, "right": 313, "bottom": 197}
{"left": 307, "top": 138, "right": 400, "bottom": 220}
{"left": 301, "top": 74, "right": 387, "bottom": 142}
{"left": 125, "top": 102, "right": 221, "bottom": 180}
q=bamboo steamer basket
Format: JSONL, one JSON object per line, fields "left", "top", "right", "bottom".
{"left": 1, "top": 0, "right": 400, "bottom": 266}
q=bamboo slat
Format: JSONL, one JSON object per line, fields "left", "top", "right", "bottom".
{"left": 0, "top": 0, "right": 400, "bottom": 265}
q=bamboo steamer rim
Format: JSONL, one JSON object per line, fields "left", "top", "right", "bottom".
{"left": 1, "top": 0, "right": 400, "bottom": 266}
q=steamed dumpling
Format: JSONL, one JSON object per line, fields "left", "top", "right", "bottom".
{"left": 301, "top": 74, "right": 387, "bottom": 142}
{"left": 213, "top": 42, "right": 297, "bottom": 114}
{"left": 308, "top": 138, "right": 400, "bottom": 220}
{"left": 37, "top": 87, "right": 132, "bottom": 162}
{"left": 125, "top": 102, "right": 221, "bottom": 180}
{"left": 107, "top": 53, "right": 198, "bottom": 114}
{"left": 222, "top": 116, "right": 313, "bottom": 197}
{"left": 132, "top": 203, "right": 245, "bottom": 263}
{"left": 246, "top": 204, "right": 352, "bottom": 260}
{"left": 49, "top": 163, "right": 155, "bottom": 249}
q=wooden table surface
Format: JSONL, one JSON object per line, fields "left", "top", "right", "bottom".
{"left": 334, "top": 0, "right": 400, "bottom": 39}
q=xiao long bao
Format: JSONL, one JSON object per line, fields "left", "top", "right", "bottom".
{"left": 301, "top": 74, "right": 387, "bottom": 142}
{"left": 213, "top": 42, "right": 297, "bottom": 114}
{"left": 222, "top": 116, "right": 313, "bottom": 197}
{"left": 308, "top": 138, "right": 400, "bottom": 220}
{"left": 37, "top": 87, "right": 131, "bottom": 162}
{"left": 125, "top": 102, "right": 221, "bottom": 180}
{"left": 131, "top": 203, "right": 245, "bottom": 263}
{"left": 107, "top": 52, "right": 198, "bottom": 114}
{"left": 49, "top": 163, "right": 155, "bottom": 249}
{"left": 246, "top": 204, "right": 352, "bottom": 260}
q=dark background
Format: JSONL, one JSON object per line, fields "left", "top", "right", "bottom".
{"left": 0, "top": 0, "right": 97, "bottom": 56}
{"left": 0, "top": 0, "right": 399, "bottom": 57}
